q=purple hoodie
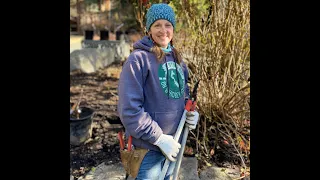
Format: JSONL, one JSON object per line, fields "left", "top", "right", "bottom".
{"left": 117, "top": 36, "right": 190, "bottom": 151}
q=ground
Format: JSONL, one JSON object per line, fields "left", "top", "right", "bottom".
{"left": 70, "top": 63, "right": 123, "bottom": 179}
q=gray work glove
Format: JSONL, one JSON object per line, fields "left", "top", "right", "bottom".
{"left": 185, "top": 111, "right": 199, "bottom": 130}
{"left": 153, "top": 134, "right": 181, "bottom": 161}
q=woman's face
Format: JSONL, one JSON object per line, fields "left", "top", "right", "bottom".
{"left": 149, "top": 19, "right": 174, "bottom": 48}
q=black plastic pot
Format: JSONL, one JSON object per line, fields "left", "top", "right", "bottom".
{"left": 70, "top": 107, "right": 95, "bottom": 146}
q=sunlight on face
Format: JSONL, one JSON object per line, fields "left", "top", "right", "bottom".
{"left": 149, "top": 19, "right": 174, "bottom": 48}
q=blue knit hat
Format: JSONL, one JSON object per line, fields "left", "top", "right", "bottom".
{"left": 146, "top": 3, "right": 176, "bottom": 31}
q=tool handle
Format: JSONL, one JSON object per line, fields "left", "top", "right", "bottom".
{"left": 160, "top": 81, "right": 199, "bottom": 180}
{"left": 127, "top": 136, "right": 132, "bottom": 151}
{"left": 174, "top": 110, "right": 187, "bottom": 141}
{"left": 190, "top": 101, "right": 197, "bottom": 111}
{"left": 118, "top": 131, "right": 125, "bottom": 150}
{"left": 159, "top": 159, "right": 170, "bottom": 180}
{"left": 159, "top": 109, "right": 188, "bottom": 180}
{"left": 172, "top": 127, "right": 189, "bottom": 180}
{"left": 185, "top": 99, "right": 193, "bottom": 111}
{"left": 186, "top": 99, "right": 197, "bottom": 112}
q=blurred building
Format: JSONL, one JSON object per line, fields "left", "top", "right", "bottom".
{"left": 70, "top": 0, "right": 139, "bottom": 41}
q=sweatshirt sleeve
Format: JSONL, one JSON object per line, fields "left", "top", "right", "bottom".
{"left": 117, "top": 53, "right": 163, "bottom": 144}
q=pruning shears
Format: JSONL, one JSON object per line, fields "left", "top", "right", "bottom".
{"left": 185, "top": 80, "right": 200, "bottom": 112}
{"left": 159, "top": 80, "right": 201, "bottom": 180}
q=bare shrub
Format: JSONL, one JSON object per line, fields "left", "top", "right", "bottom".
{"left": 173, "top": 0, "right": 250, "bottom": 170}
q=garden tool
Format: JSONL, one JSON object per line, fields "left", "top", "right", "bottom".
{"left": 118, "top": 131, "right": 133, "bottom": 151}
{"left": 172, "top": 80, "right": 200, "bottom": 180}
{"left": 159, "top": 80, "right": 200, "bottom": 180}
{"left": 118, "top": 131, "right": 131, "bottom": 180}
{"left": 118, "top": 131, "right": 125, "bottom": 150}
{"left": 119, "top": 131, "right": 147, "bottom": 180}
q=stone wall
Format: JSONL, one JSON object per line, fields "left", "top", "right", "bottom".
{"left": 70, "top": 38, "right": 131, "bottom": 73}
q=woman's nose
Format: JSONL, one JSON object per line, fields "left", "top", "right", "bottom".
{"left": 159, "top": 26, "right": 166, "bottom": 33}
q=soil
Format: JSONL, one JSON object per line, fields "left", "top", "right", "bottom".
{"left": 70, "top": 63, "right": 124, "bottom": 179}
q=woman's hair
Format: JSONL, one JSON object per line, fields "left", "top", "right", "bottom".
{"left": 150, "top": 37, "right": 182, "bottom": 64}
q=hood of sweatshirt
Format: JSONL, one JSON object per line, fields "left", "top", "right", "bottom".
{"left": 133, "top": 36, "right": 154, "bottom": 52}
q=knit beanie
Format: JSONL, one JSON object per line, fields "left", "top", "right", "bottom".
{"left": 146, "top": 3, "right": 176, "bottom": 31}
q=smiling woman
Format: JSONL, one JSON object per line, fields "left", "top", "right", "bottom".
{"left": 117, "top": 3, "right": 200, "bottom": 180}
{"left": 148, "top": 19, "right": 173, "bottom": 48}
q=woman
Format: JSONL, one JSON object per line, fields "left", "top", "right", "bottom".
{"left": 117, "top": 3, "right": 199, "bottom": 180}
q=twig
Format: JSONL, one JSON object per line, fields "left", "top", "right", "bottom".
{"left": 70, "top": 87, "right": 84, "bottom": 118}
{"left": 222, "top": 122, "right": 247, "bottom": 172}
{"left": 196, "top": 120, "right": 200, "bottom": 153}
{"left": 202, "top": 118, "right": 209, "bottom": 155}
{"left": 223, "top": 84, "right": 250, "bottom": 109}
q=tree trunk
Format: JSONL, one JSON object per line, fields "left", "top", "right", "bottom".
{"left": 76, "top": 0, "right": 82, "bottom": 35}
{"left": 98, "top": 0, "right": 101, "bottom": 11}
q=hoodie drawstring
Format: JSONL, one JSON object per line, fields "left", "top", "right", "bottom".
{"left": 174, "top": 59, "right": 181, "bottom": 94}
{"left": 165, "top": 57, "right": 170, "bottom": 99}
{"left": 172, "top": 51, "right": 181, "bottom": 94}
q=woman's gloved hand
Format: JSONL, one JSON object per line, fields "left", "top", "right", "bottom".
{"left": 185, "top": 111, "right": 199, "bottom": 130}
{"left": 153, "top": 134, "right": 181, "bottom": 161}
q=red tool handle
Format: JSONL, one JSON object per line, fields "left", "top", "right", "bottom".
{"left": 118, "top": 131, "right": 125, "bottom": 150}
{"left": 185, "top": 100, "right": 192, "bottom": 111}
{"left": 191, "top": 101, "right": 197, "bottom": 111}
{"left": 127, "top": 136, "right": 132, "bottom": 151}
{"left": 185, "top": 100, "right": 197, "bottom": 112}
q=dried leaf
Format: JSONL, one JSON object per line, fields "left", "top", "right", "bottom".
{"left": 240, "top": 141, "right": 245, "bottom": 150}
{"left": 223, "top": 140, "right": 229, "bottom": 145}
{"left": 205, "top": 161, "right": 212, "bottom": 167}
{"left": 210, "top": 148, "right": 215, "bottom": 156}
{"left": 184, "top": 146, "right": 194, "bottom": 155}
